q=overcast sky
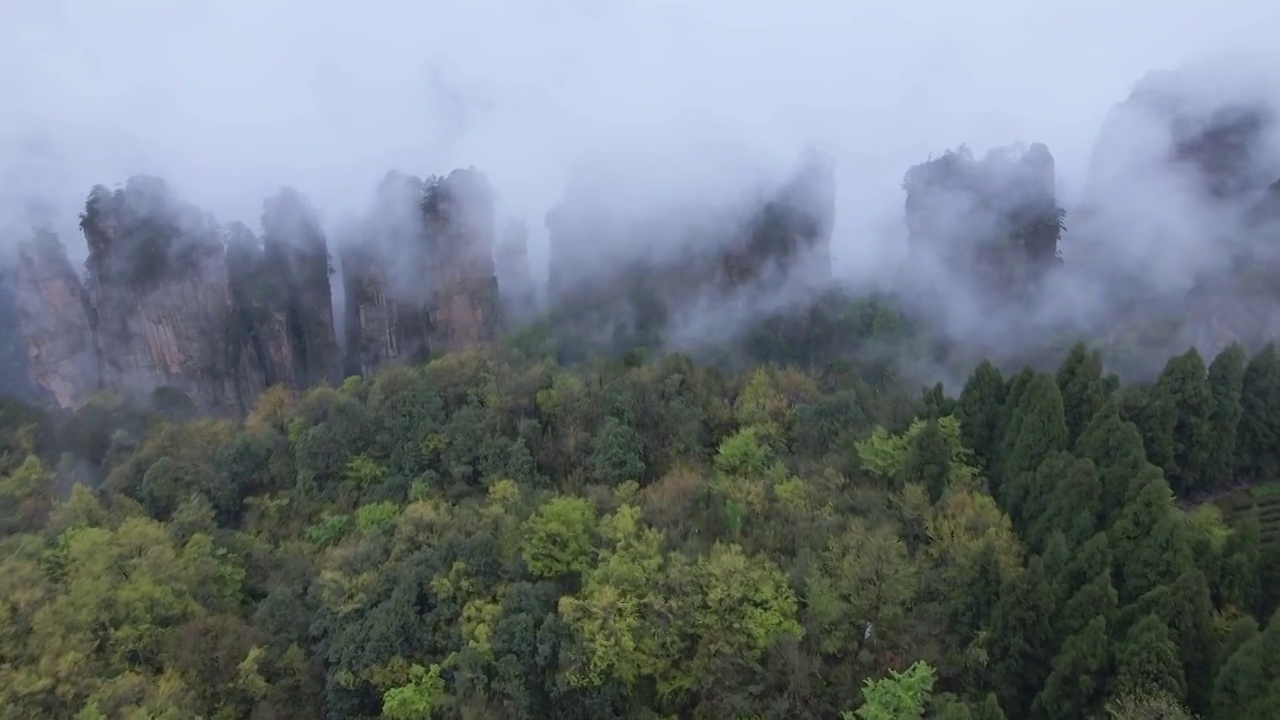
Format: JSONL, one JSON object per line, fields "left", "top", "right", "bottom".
{"left": 2, "top": 0, "right": 1278, "bottom": 277}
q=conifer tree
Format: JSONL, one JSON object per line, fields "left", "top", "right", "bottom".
{"left": 1030, "top": 457, "right": 1101, "bottom": 550}
{"left": 1203, "top": 343, "right": 1246, "bottom": 490}
{"left": 1113, "top": 614, "right": 1186, "bottom": 703}
{"left": 904, "top": 414, "right": 951, "bottom": 502}
{"left": 987, "top": 558, "right": 1056, "bottom": 719}
{"left": 1237, "top": 343, "right": 1280, "bottom": 480}
{"left": 1159, "top": 349, "right": 1214, "bottom": 495}
{"left": 1108, "top": 475, "right": 1193, "bottom": 604}
{"left": 1056, "top": 342, "right": 1111, "bottom": 446}
{"left": 1000, "top": 374, "right": 1067, "bottom": 524}
{"left": 1119, "top": 382, "right": 1176, "bottom": 482}
{"left": 1030, "top": 615, "right": 1110, "bottom": 720}
{"left": 1076, "top": 402, "right": 1153, "bottom": 528}
{"left": 957, "top": 360, "right": 1005, "bottom": 472}
{"left": 1212, "top": 610, "right": 1280, "bottom": 720}
{"left": 1218, "top": 508, "right": 1261, "bottom": 612}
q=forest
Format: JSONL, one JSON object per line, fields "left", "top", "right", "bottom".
{"left": 2, "top": 291, "right": 1280, "bottom": 720}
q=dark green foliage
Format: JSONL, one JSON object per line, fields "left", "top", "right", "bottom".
{"left": 1031, "top": 615, "right": 1110, "bottom": 720}
{"left": 1109, "top": 475, "right": 1193, "bottom": 604}
{"left": 1204, "top": 343, "right": 1246, "bottom": 490}
{"left": 987, "top": 558, "right": 1057, "bottom": 719}
{"left": 1237, "top": 344, "right": 1280, "bottom": 480}
{"left": 589, "top": 416, "right": 647, "bottom": 485}
{"left": 957, "top": 360, "right": 1005, "bottom": 473}
{"left": 1114, "top": 614, "right": 1187, "bottom": 703}
{"left": 1056, "top": 342, "right": 1111, "bottom": 446}
{"left": 1158, "top": 349, "right": 1215, "bottom": 495}
{"left": 904, "top": 414, "right": 950, "bottom": 502}
{"left": 999, "top": 374, "right": 1067, "bottom": 524}
{"left": 1077, "top": 401, "right": 1152, "bottom": 527}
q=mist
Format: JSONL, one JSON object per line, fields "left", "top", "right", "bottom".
{"left": 4, "top": 0, "right": 1280, "bottom": 379}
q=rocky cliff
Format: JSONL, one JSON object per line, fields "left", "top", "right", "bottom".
{"left": 423, "top": 168, "right": 502, "bottom": 354}
{"left": 10, "top": 229, "right": 99, "bottom": 407}
{"left": 495, "top": 218, "right": 538, "bottom": 327}
{"left": 543, "top": 151, "right": 837, "bottom": 356}
{"left": 903, "top": 141, "right": 1062, "bottom": 291}
{"left": 5, "top": 177, "right": 349, "bottom": 413}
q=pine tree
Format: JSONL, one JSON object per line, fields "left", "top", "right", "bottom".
{"left": 904, "top": 414, "right": 951, "bottom": 502}
{"left": 1109, "top": 475, "right": 1193, "bottom": 604}
{"left": 1113, "top": 614, "right": 1187, "bottom": 703}
{"left": 1157, "top": 349, "right": 1214, "bottom": 495}
{"left": 1000, "top": 374, "right": 1067, "bottom": 524}
{"left": 1119, "top": 382, "right": 1176, "bottom": 482}
{"left": 987, "top": 558, "right": 1057, "bottom": 719}
{"left": 1031, "top": 616, "right": 1111, "bottom": 720}
{"left": 1076, "top": 402, "right": 1152, "bottom": 528}
{"left": 1212, "top": 610, "right": 1280, "bottom": 720}
{"left": 1056, "top": 342, "right": 1112, "bottom": 446}
{"left": 1030, "top": 457, "right": 1102, "bottom": 550}
{"left": 1204, "top": 343, "right": 1246, "bottom": 490}
{"left": 1237, "top": 344, "right": 1280, "bottom": 480}
{"left": 957, "top": 360, "right": 1005, "bottom": 472}
{"left": 1219, "top": 508, "right": 1261, "bottom": 612}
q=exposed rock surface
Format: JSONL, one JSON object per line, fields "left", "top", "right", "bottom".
{"left": 10, "top": 230, "right": 99, "bottom": 407}
{"left": 543, "top": 151, "right": 837, "bottom": 355}
{"left": 903, "top": 141, "right": 1062, "bottom": 290}
{"left": 423, "top": 168, "right": 502, "bottom": 354}
{"left": 261, "top": 188, "right": 342, "bottom": 388}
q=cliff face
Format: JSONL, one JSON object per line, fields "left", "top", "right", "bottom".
{"left": 80, "top": 177, "right": 248, "bottom": 413}
{"left": 544, "top": 152, "right": 837, "bottom": 355}
{"left": 10, "top": 231, "right": 99, "bottom": 407}
{"left": 9, "top": 177, "right": 346, "bottom": 413}
{"left": 340, "top": 244, "right": 428, "bottom": 377}
{"left": 261, "top": 188, "right": 342, "bottom": 388}
{"left": 423, "top": 169, "right": 502, "bottom": 354}
{"left": 903, "top": 142, "right": 1062, "bottom": 290}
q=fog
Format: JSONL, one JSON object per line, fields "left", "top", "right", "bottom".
{"left": 3, "top": 0, "right": 1280, "bottom": 366}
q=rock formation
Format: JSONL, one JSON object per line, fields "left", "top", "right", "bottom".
{"left": 423, "top": 168, "right": 502, "bottom": 354}
{"left": 903, "top": 142, "right": 1062, "bottom": 290}
{"left": 261, "top": 188, "right": 342, "bottom": 388}
{"left": 80, "top": 176, "right": 250, "bottom": 413}
{"left": 543, "top": 151, "right": 837, "bottom": 356}
{"left": 10, "top": 230, "right": 98, "bottom": 407}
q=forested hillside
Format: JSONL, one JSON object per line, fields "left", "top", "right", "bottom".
{"left": 3, "top": 303, "right": 1280, "bottom": 720}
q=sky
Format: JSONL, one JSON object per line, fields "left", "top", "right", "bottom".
{"left": 2, "top": 0, "right": 1279, "bottom": 280}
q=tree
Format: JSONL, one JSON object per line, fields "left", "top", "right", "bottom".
{"left": 589, "top": 416, "right": 646, "bottom": 485}
{"left": 1156, "top": 349, "right": 1213, "bottom": 495}
{"left": 846, "top": 660, "right": 936, "bottom": 720}
{"left": 1076, "top": 401, "right": 1152, "bottom": 528}
{"left": 521, "top": 496, "right": 597, "bottom": 579}
{"left": 382, "top": 663, "right": 446, "bottom": 719}
{"left": 1203, "top": 343, "right": 1246, "bottom": 490}
{"left": 1219, "top": 508, "right": 1261, "bottom": 612}
{"left": 999, "top": 374, "right": 1068, "bottom": 524}
{"left": 1237, "top": 344, "right": 1280, "bottom": 480}
{"left": 957, "top": 360, "right": 1005, "bottom": 471}
{"left": 986, "top": 558, "right": 1057, "bottom": 718}
{"left": 1113, "top": 614, "right": 1186, "bottom": 702}
{"left": 1056, "top": 342, "right": 1111, "bottom": 446}
{"left": 1031, "top": 615, "right": 1111, "bottom": 720}
{"left": 904, "top": 415, "right": 950, "bottom": 502}
{"left": 1109, "top": 475, "right": 1193, "bottom": 604}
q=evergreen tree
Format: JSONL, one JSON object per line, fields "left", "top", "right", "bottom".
{"left": 1030, "top": 615, "right": 1110, "bottom": 720}
{"left": 1056, "top": 342, "right": 1112, "bottom": 446}
{"left": 1076, "top": 401, "right": 1152, "bottom": 528}
{"left": 904, "top": 414, "right": 951, "bottom": 502}
{"left": 1204, "top": 343, "right": 1246, "bottom": 490}
{"left": 1212, "top": 610, "right": 1280, "bottom": 720}
{"left": 1157, "top": 349, "right": 1214, "bottom": 495}
{"left": 1108, "top": 475, "right": 1193, "bottom": 604}
{"left": 987, "top": 558, "right": 1056, "bottom": 719}
{"left": 957, "top": 360, "right": 1005, "bottom": 473}
{"left": 1000, "top": 374, "right": 1067, "bottom": 524}
{"left": 1119, "top": 382, "right": 1176, "bottom": 483}
{"left": 1237, "top": 343, "right": 1280, "bottom": 480}
{"left": 1218, "top": 507, "right": 1261, "bottom": 612}
{"left": 1113, "top": 614, "right": 1186, "bottom": 703}
{"left": 1030, "top": 457, "right": 1101, "bottom": 550}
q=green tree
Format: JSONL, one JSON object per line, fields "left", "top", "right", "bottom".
{"left": 1237, "top": 344, "right": 1280, "bottom": 480}
{"left": 1113, "top": 614, "right": 1186, "bottom": 702}
{"left": 1031, "top": 615, "right": 1111, "bottom": 720}
{"left": 999, "top": 374, "right": 1068, "bottom": 525}
{"left": 589, "top": 416, "right": 646, "bottom": 485}
{"left": 957, "top": 360, "right": 1006, "bottom": 471}
{"left": 1056, "top": 342, "right": 1112, "bottom": 446}
{"left": 1203, "top": 343, "right": 1246, "bottom": 490}
{"left": 904, "top": 415, "right": 951, "bottom": 502}
{"left": 382, "top": 663, "right": 446, "bottom": 719}
{"left": 521, "top": 496, "right": 597, "bottom": 579}
{"left": 845, "top": 660, "right": 936, "bottom": 720}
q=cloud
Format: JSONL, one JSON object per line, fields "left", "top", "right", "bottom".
{"left": 2, "top": 0, "right": 1280, "bottom": 367}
